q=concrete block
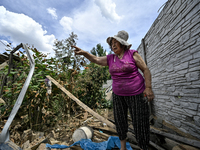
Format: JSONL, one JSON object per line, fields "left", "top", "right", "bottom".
{"left": 189, "top": 66, "right": 200, "bottom": 72}
{"left": 156, "top": 95, "right": 170, "bottom": 100}
{"left": 179, "top": 31, "right": 190, "bottom": 45}
{"left": 171, "top": 107, "right": 186, "bottom": 114}
{"left": 185, "top": 2, "right": 200, "bottom": 21}
{"left": 168, "top": 111, "right": 182, "bottom": 119}
{"left": 180, "top": 55, "right": 193, "bottom": 63}
{"left": 180, "top": 101, "right": 198, "bottom": 110}
{"left": 189, "top": 58, "right": 200, "bottom": 65}
{"left": 182, "top": 36, "right": 197, "bottom": 50}
{"left": 183, "top": 93, "right": 199, "bottom": 98}
{"left": 189, "top": 128, "right": 200, "bottom": 139}
{"left": 165, "top": 102, "right": 175, "bottom": 107}
{"left": 176, "top": 1, "right": 187, "bottom": 16}
{"left": 182, "top": 0, "right": 200, "bottom": 20}
{"left": 194, "top": 116, "right": 200, "bottom": 127}
{"left": 171, "top": 120, "right": 181, "bottom": 128}
{"left": 181, "top": 121, "right": 196, "bottom": 128}
{"left": 170, "top": 96, "right": 180, "bottom": 105}
{"left": 193, "top": 51, "right": 200, "bottom": 59}
{"left": 165, "top": 64, "right": 174, "bottom": 72}
{"left": 176, "top": 69, "right": 188, "bottom": 75}
{"left": 167, "top": 86, "right": 176, "bottom": 92}
{"left": 191, "top": 23, "right": 200, "bottom": 37}
{"left": 174, "top": 62, "right": 189, "bottom": 71}
{"left": 192, "top": 80, "right": 200, "bottom": 86}
{"left": 176, "top": 48, "right": 190, "bottom": 58}
{"left": 189, "top": 62, "right": 200, "bottom": 69}
{"left": 182, "top": 88, "right": 200, "bottom": 94}
{"left": 161, "top": 35, "right": 169, "bottom": 44}
{"left": 164, "top": 79, "right": 175, "bottom": 85}
{"left": 178, "top": 128, "right": 188, "bottom": 134}
{"left": 183, "top": 109, "right": 197, "bottom": 116}
{"left": 186, "top": 71, "right": 199, "bottom": 81}
{"left": 169, "top": 27, "right": 181, "bottom": 40}
{"left": 190, "top": 43, "right": 200, "bottom": 53}
{"left": 181, "top": 97, "right": 200, "bottom": 103}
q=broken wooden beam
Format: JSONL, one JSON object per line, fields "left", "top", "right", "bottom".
{"left": 46, "top": 75, "right": 116, "bottom": 129}
{"left": 129, "top": 143, "right": 141, "bottom": 150}
{"left": 0, "top": 61, "right": 8, "bottom": 70}
{"left": 149, "top": 141, "right": 165, "bottom": 150}
{"left": 90, "top": 126, "right": 117, "bottom": 135}
{"left": 93, "top": 130, "right": 110, "bottom": 139}
{"left": 150, "top": 127, "right": 200, "bottom": 149}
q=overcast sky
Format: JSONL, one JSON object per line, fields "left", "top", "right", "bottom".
{"left": 0, "top": 0, "right": 167, "bottom": 58}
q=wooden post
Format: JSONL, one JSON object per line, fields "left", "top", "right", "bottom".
{"left": 150, "top": 127, "right": 200, "bottom": 148}
{"left": 46, "top": 75, "right": 116, "bottom": 129}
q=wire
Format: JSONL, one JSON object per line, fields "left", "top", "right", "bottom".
{"left": 0, "top": 40, "right": 12, "bottom": 50}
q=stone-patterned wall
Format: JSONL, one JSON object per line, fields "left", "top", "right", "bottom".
{"left": 137, "top": 0, "right": 200, "bottom": 139}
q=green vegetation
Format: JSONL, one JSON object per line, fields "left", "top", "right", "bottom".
{"left": 0, "top": 32, "right": 112, "bottom": 131}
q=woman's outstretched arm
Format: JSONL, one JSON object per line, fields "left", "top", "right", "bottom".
{"left": 72, "top": 45, "right": 108, "bottom": 66}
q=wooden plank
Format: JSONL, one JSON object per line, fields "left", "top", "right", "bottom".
{"left": 150, "top": 127, "right": 200, "bottom": 148}
{"left": 89, "top": 126, "right": 117, "bottom": 134}
{"left": 0, "top": 61, "right": 8, "bottom": 70}
{"left": 129, "top": 143, "right": 141, "bottom": 150}
{"left": 83, "top": 111, "right": 88, "bottom": 120}
{"left": 93, "top": 130, "right": 110, "bottom": 139}
{"left": 149, "top": 141, "right": 165, "bottom": 150}
{"left": 46, "top": 75, "right": 116, "bottom": 129}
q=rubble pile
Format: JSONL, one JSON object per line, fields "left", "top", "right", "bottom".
{"left": 1, "top": 108, "right": 200, "bottom": 150}
{"left": 1, "top": 109, "right": 117, "bottom": 150}
{"left": 1, "top": 76, "right": 200, "bottom": 150}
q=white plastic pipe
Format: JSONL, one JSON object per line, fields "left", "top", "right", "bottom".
{"left": 0, "top": 44, "right": 35, "bottom": 143}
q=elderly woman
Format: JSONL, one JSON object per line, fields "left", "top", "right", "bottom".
{"left": 72, "top": 30, "right": 154, "bottom": 150}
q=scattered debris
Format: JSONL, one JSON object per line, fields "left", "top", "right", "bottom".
{"left": 2, "top": 109, "right": 199, "bottom": 150}
{"left": 0, "top": 76, "right": 200, "bottom": 150}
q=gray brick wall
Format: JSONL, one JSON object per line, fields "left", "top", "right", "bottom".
{"left": 137, "top": 0, "right": 200, "bottom": 139}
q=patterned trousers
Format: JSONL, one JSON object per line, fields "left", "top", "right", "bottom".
{"left": 112, "top": 92, "right": 150, "bottom": 150}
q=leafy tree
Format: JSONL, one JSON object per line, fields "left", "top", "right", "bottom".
{"left": 74, "top": 44, "right": 112, "bottom": 108}
{"left": 75, "top": 63, "right": 110, "bottom": 108}
{"left": 0, "top": 46, "right": 61, "bottom": 130}
{"left": 53, "top": 32, "right": 88, "bottom": 117}
{"left": 91, "top": 43, "right": 111, "bottom": 80}
{"left": 54, "top": 32, "right": 88, "bottom": 70}
{"left": 91, "top": 43, "right": 107, "bottom": 57}
{"left": 0, "top": 39, "right": 112, "bottom": 132}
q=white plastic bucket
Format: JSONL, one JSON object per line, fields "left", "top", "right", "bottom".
{"left": 72, "top": 126, "right": 94, "bottom": 142}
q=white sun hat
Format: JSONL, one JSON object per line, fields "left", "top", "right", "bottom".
{"left": 107, "top": 30, "right": 132, "bottom": 50}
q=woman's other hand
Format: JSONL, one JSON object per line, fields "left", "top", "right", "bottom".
{"left": 143, "top": 88, "right": 154, "bottom": 102}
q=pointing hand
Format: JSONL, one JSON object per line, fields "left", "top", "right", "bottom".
{"left": 71, "top": 45, "right": 85, "bottom": 55}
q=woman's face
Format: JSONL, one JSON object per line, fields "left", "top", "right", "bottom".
{"left": 111, "top": 39, "right": 123, "bottom": 55}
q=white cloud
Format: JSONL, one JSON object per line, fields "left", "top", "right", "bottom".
{"left": 59, "top": 16, "right": 73, "bottom": 32}
{"left": 0, "top": 6, "right": 56, "bottom": 56}
{"left": 47, "top": 7, "right": 58, "bottom": 19}
{"left": 94, "top": 0, "right": 122, "bottom": 22}
{"left": 57, "top": 0, "right": 122, "bottom": 51}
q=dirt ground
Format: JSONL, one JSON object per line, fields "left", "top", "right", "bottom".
{"left": 1, "top": 108, "right": 200, "bottom": 150}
